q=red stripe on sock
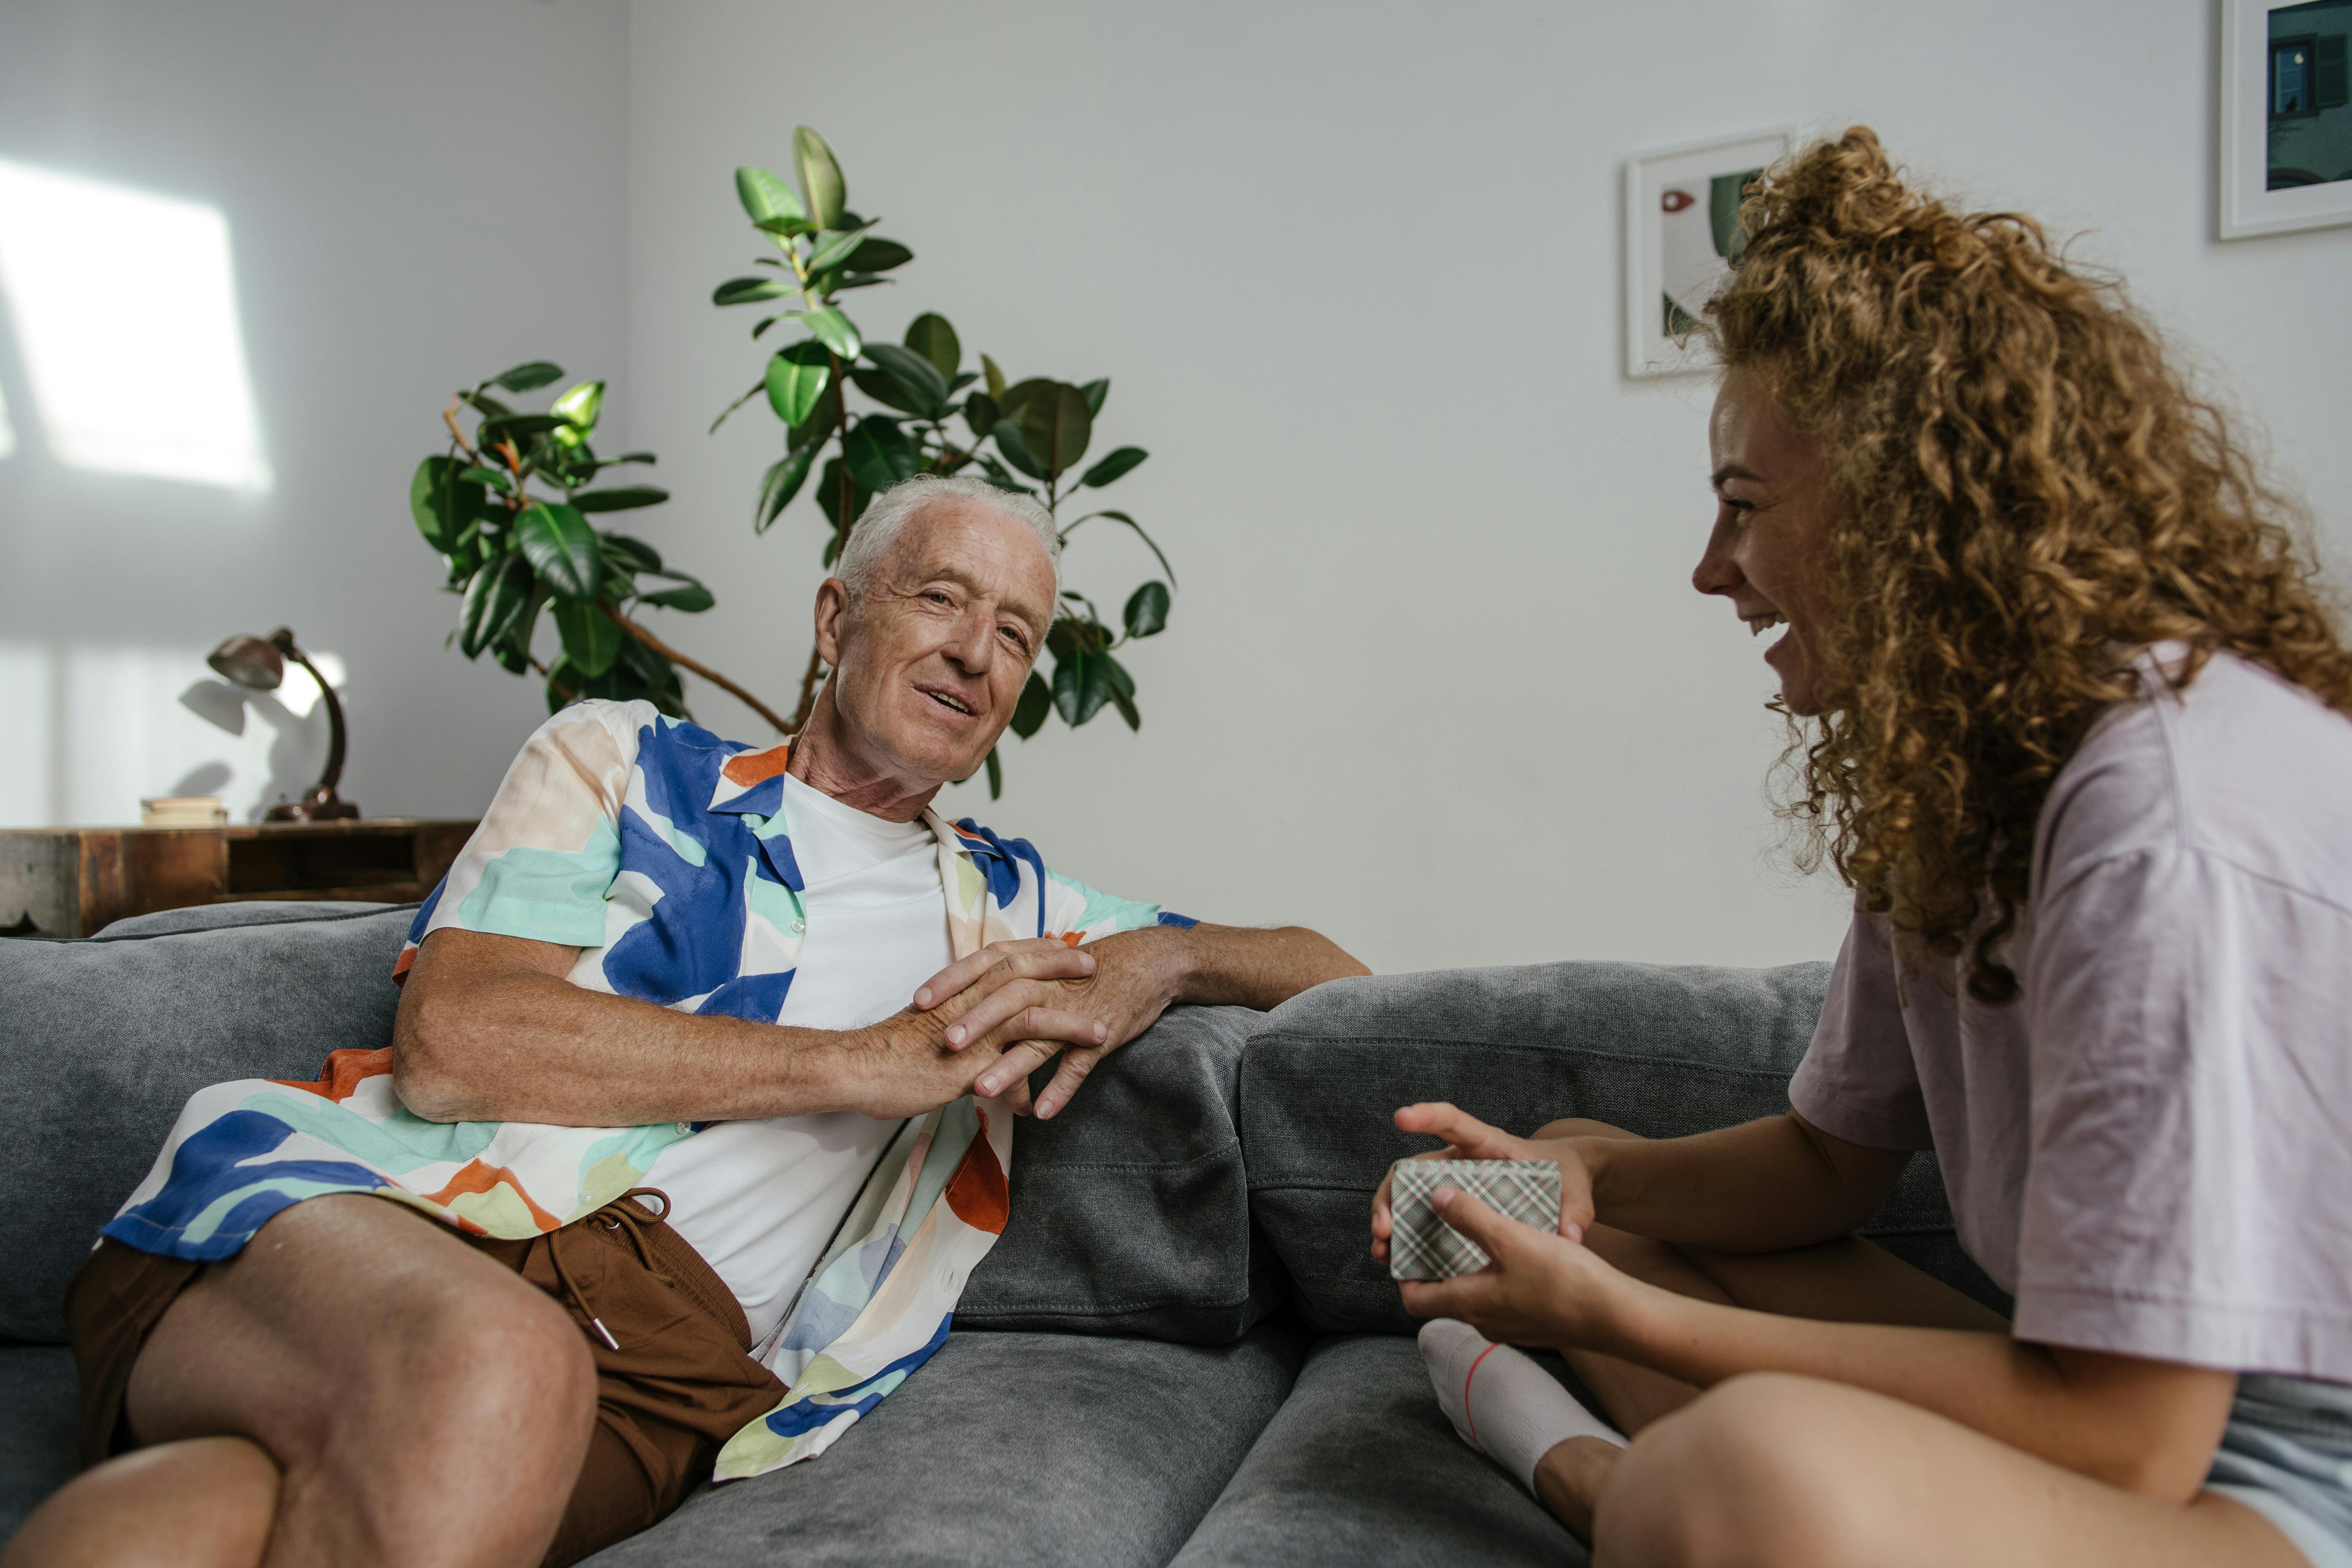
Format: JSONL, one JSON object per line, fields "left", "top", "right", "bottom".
{"left": 1463, "top": 1342, "right": 1500, "bottom": 1448}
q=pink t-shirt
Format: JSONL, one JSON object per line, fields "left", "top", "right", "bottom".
{"left": 1790, "top": 648, "right": 2352, "bottom": 1381}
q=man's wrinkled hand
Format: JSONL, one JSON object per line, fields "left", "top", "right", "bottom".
{"left": 1370, "top": 1103, "right": 1600, "bottom": 1266}
{"left": 910, "top": 930, "right": 1189, "bottom": 1120}
{"left": 839, "top": 999, "right": 1026, "bottom": 1120}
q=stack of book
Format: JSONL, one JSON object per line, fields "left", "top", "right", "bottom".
{"left": 139, "top": 795, "right": 231, "bottom": 828}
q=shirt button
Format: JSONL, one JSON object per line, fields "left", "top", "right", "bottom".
{"left": 791, "top": 917, "right": 807, "bottom": 933}
{"left": 675, "top": 1121, "right": 692, "bottom": 1135}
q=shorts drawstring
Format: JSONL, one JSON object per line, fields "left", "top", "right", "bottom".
{"left": 541, "top": 1187, "right": 674, "bottom": 1351}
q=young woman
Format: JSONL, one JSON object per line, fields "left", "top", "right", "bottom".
{"left": 1373, "top": 128, "right": 2352, "bottom": 1567}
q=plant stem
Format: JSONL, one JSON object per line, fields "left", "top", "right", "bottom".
{"left": 602, "top": 604, "right": 795, "bottom": 734}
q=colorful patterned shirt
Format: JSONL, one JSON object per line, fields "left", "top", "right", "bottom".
{"left": 100, "top": 699, "right": 1190, "bottom": 1480}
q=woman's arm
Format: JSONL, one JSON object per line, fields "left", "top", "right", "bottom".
{"left": 1372, "top": 1104, "right": 1910, "bottom": 1262}
{"left": 1403, "top": 1186, "right": 2239, "bottom": 1503}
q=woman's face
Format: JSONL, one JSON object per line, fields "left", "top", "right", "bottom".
{"left": 1693, "top": 370, "right": 1840, "bottom": 716}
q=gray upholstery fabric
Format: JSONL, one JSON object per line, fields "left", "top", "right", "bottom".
{"left": 0, "top": 906, "right": 418, "bottom": 1342}
{"left": 1171, "top": 1334, "right": 1586, "bottom": 1568}
{"left": 1243, "top": 962, "right": 2003, "bottom": 1335}
{"left": 0, "top": 1346, "right": 78, "bottom": 1548}
{"left": 582, "top": 1325, "right": 1305, "bottom": 1567}
{"left": 94, "top": 900, "right": 400, "bottom": 939}
{"left": 961, "top": 1005, "right": 1282, "bottom": 1343}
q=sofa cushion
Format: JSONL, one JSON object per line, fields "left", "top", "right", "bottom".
{"left": 1242, "top": 962, "right": 2001, "bottom": 1336}
{"left": 961, "top": 1004, "right": 1282, "bottom": 1344}
{"left": 0, "top": 1345, "right": 78, "bottom": 1547}
{"left": 581, "top": 1324, "right": 1305, "bottom": 1567}
{"left": 94, "top": 900, "right": 397, "bottom": 939}
{"left": 1169, "top": 1334, "right": 1587, "bottom": 1568}
{"left": 0, "top": 904, "right": 419, "bottom": 1341}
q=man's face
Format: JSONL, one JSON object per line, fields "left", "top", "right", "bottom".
{"left": 817, "top": 497, "right": 1057, "bottom": 787}
{"left": 1693, "top": 369, "right": 1840, "bottom": 716}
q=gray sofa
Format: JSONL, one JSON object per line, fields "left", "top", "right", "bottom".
{"left": 0, "top": 903, "right": 2002, "bottom": 1564}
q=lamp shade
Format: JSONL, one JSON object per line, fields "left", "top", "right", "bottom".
{"left": 206, "top": 633, "right": 285, "bottom": 691}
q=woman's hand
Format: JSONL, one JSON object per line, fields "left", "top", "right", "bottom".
{"left": 1370, "top": 1103, "right": 1601, "bottom": 1265}
{"left": 1397, "top": 1186, "right": 1637, "bottom": 1351}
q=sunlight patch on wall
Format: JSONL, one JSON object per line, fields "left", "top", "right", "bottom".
{"left": 0, "top": 380, "right": 16, "bottom": 460}
{"left": 0, "top": 161, "right": 272, "bottom": 491}
{"left": 0, "top": 642, "right": 343, "bottom": 827}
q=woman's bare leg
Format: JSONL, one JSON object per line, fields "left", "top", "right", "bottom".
{"left": 0, "top": 1437, "right": 278, "bottom": 1568}
{"left": 1596, "top": 1372, "right": 2305, "bottom": 1568}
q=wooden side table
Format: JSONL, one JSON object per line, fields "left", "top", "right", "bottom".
{"left": 0, "top": 819, "right": 477, "bottom": 938}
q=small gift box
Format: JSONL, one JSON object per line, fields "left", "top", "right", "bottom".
{"left": 1388, "top": 1159, "right": 1562, "bottom": 1282}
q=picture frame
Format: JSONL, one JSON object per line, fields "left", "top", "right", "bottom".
{"left": 1623, "top": 128, "right": 1792, "bottom": 379}
{"left": 2220, "top": 0, "right": 2352, "bottom": 240}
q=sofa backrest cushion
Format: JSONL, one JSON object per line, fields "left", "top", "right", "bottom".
{"left": 0, "top": 903, "right": 417, "bottom": 1341}
{"left": 1240, "top": 960, "right": 1995, "bottom": 1336}
{"left": 959, "top": 1003, "right": 1281, "bottom": 1344}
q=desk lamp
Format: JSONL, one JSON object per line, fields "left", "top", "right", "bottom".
{"left": 207, "top": 627, "right": 359, "bottom": 821}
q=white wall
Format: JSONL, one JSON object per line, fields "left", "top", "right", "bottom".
{"left": 0, "top": 0, "right": 629, "bottom": 827}
{"left": 7, "top": 2, "right": 2345, "bottom": 976}
{"left": 622, "top": 0, "right": 2351, "bottom": 974}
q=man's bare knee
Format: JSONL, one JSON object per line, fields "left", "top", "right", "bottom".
{"left": 1533, "top": 1115, "right": 1643, "bottom": 1142}
{"left": 1, "top": 1436, "right": 278, "bottom": 1568}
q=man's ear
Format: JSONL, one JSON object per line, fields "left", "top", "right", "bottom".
{"left": 813, "top": 577, "right": 851, "bottom": 668}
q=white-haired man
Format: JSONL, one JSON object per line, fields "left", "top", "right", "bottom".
{"left": 18, "top": 475, "right": 1366, "bottom": 1568}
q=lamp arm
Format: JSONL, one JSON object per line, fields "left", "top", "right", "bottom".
{"left": 284, "top": 647, "right": 347, "bottom": 797}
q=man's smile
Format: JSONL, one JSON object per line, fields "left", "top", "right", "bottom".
{"left": 916, "top": 682, "right": 979, "bottom": 717}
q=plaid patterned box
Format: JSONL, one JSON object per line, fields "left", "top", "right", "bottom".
{"left": 1387, "top": 1159, "right": 1562, "bottom": 1281}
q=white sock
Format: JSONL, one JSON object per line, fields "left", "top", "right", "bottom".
{"left": 1420, "top": 1318, "right": 1625, "bottom": 1493}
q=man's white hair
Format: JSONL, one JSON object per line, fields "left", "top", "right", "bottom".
{"left": 837, "top": 474, "right": 1061, "bottom": 601}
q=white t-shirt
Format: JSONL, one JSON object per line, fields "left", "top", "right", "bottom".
{"left": 648, "top": 773, "right": 951, "bottom": 1347}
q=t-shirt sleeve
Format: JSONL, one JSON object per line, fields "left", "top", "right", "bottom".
{"left": 1786, "top": 911, "right": 1936, "bottom": 1151}
{"left": 2011, "top": 846, "right": 2352, "bottom": 1374}
{"left": 1040, "top": 867, "right": 1196, "bottom": 944}
{"left": 394, "top": 702, "right": 643, "bottom": 980}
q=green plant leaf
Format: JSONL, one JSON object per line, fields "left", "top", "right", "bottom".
{"left": 461, "top": 551, "right": 533, "bottom": 658}
{"left": 410, "top": 457, "right": 466, "bottom": 552}
{"left": 1123, "top": 579, "right": 1170, "bottom": 638}
{"left": 751, "top": 213, "right": 815, "bottom": 239}
{"left": 1067, "top": 508, "right": 1178, "bottom": 586}
{"left": 1018, "top": 382, "right": 1094, "bottom": 479}
{"left": 982, "top": 745, "right": 1003, "bottom": 799}
{"left": 599, "top": 451, "right": 656, "bottom": 468}
{"left": 793, "top": 126, "right": 846, "bottom": 229}
{"left": 963, "top": 391, "right": 1000, "bottom": 440}
{"left": 850, "top": 367, "right": 931, "bottom": 417}
{"left": 1080, "top": 446, "right": 1147, "bottom": 488}
{"left": 843, "top": 415, "right": 917, "bottom": 491}
{"left": 461, "top": 391, "right": 515, "bottom": 421}
{"left": 803, "top": 306, "right": 861, "bottom": 359}
{"left": 981, "top": 354, "right": 1008, "bottom": 399}
{"left": 735, "top": 165, "right": 807, "bottom": 226}
{"left": 862, "top": 342, "right": 948, "bottom": 415}
{"left": 789, "top": 382, "right": 845, "bottom": 450}
{"left": 553, "top": 601, "right": 623, "bottom": 678}
{"left": 1053, "top": 647, "right": 1110, "bottom": 725}
{"left": 849, "top": 237, "right": 913, "bottom": 273}
{"left": 711, "top": 379, "right": 765, "bottom": 434}
{"left": 714, "top": 276, "right": 794, "bottom": 306}
{"left": 457, "top": 463, "right": 512, "bottom": 492}
{"left": 995, "top": 377, "right": 1052, "bottom": 420}
{"left": 640, "top": 581, "right": 715, "bottom": 612}
{"left": 765, "top": 340, "right": 833, "bottom": 427}
{"left": 756, "top": 445, "right": 817, "bottom": 532}
{"left": 992, "top": 419, "right": 1049, "bottom": 481}
{"left": 600, "top": 533, "right": 663, "bottom": 574}
{"left": 1011, "top": 671, "right": 1052, "bottom": 738}
{"left": 572, "top": 485, "right": 669, "bottom": 512}
{"left": 478, "top": 413, "right": 567, "bottom": 444}
{"left": 904, "top": 313, "right": 960, "bottom": 380}
{"left": 515, "top": 502, "right": 605, "bottom": 602}
{"left": 806, "top": 219, "right": 879, "bottom": 273}
{"left": 551, "top": 380, "right": 605, "bottom": 432}
{"left": 1080, "top": 378, "right": 1109, "bottom": 415}
{"left": 815, "top": 457, "right": 873, "bottom": 558}
{"left": 489, "top": 361, "right": 564, "bottom": 393}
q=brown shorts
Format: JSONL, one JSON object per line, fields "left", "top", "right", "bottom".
{"left": 63, "top": 1192, "right": 788, "bottom": 1568}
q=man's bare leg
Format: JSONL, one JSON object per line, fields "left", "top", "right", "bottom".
{"left": 9, "top": 1195, "right": 599, "bottom": 1568}
{"left": 2, "top": 1436, "right": 277, "bottom": 1568}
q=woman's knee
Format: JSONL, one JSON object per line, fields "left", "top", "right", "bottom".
{"left": 1595, "top": 1374, "right": 1885, "bottom": 1568}
{"left": 1533, "top": 1115, "right": 1642, "bottom": 1142}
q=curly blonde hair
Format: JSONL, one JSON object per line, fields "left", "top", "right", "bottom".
{"left": 1709, "top": 128, "right": 2352, "bottom": 1002}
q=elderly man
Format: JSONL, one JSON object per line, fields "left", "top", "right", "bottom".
{"left": 16, "top": 474, "right": 1366, "bottom": 1568}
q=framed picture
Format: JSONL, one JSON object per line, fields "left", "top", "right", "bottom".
{"left": 2220, "top": 0, "right": 2352, "bottom": 239}
{"left": 1623, "top": 128, "right": 1792, "bottom": 378}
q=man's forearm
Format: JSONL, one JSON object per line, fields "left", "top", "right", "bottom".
{"left": 1161, "top": 921, "right": 1369, "bottom": 1010}
{"left": 1583, "top": 1112, "right": 1906, "bottom": 1253}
